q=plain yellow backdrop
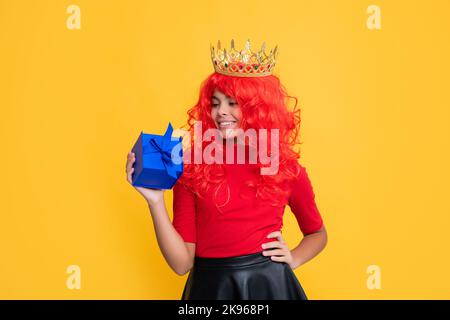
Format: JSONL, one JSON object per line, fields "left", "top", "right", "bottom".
{"left": 1, "top": 0, "right": 449, "bottom": 299}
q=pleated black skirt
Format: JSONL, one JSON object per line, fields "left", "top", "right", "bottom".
{"left": 181, "top": 250, "right": 308, "bottom": 300}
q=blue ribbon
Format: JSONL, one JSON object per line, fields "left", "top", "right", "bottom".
{"left": 142, "top": 123, "right": 178, "bottom": 179}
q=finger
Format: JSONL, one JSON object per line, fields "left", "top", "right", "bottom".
{"left": 262, "top": 249, "right": 285, "bottom": 257}
{"left": 128, "top": 157, "right": 135, "bottom": 168}
{"left": 126, "top": 155, "right": 135, "bottom": 172}
{"left": 267, "top": 231, "right": 285, "bottom": 244}
{"left": 127, "top": 167, "right": 134, "bottom": 184}
{"left": 272, "top": 241, "right": 287, "bottom": 249}
{"left": 269, "top": 255, "right": 286, "bottom": 262}
{"left": 262, "top": 241, "right": 284, "bottom": 249}
{"left": 126, "top": 154, "right": 131, "bottom": 169}
{"left": 267, "top": 231, "right": 281, "bottom": 238}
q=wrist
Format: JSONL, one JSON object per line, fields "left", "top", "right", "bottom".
{"left": 289, "top": 249, "right": 303, "bottom": 270}
{"left": 147, "top": 198, "right": 165, "bottom": 211}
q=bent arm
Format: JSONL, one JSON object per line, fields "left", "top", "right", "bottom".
{"left": 148, "top": 200, "right": 194, "bottom": 276}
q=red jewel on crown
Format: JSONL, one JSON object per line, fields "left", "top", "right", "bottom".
{"left": 210, "top": 39, "right": 278, "bottom": 77}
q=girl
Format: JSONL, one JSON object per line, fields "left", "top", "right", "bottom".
{"left": 125, "top": 39, "right": 327, "bottom": 300}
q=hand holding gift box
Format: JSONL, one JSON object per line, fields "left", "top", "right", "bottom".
{"left": 131, "top": 123, "right": 183, "bottom": 190}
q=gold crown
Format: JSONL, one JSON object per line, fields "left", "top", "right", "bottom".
{"left": 210, "top": 39, "right": 278, "bottom": 77}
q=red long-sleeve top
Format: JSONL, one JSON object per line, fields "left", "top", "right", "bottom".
{"left": 172, "top": 144, "right": 324, "bottom": 258}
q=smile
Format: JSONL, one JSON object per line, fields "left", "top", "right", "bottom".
{"left": 218, "top": 121, "right": 237, "bottom": 128}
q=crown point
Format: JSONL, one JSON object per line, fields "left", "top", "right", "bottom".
{"left": 231, "top": 39, "right": 235, "bottom": 49}
{"left": 261, "top": 42, "right": 266, "bottom": 52}
{"left": 245, "top": 39, "right": 250, "bottom": 50}
{"left": 217, "top": 40, "right": 221, "bottom": 50}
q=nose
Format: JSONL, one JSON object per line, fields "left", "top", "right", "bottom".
{"left": 217, "top": 102, "right": 230, "bottom": 115}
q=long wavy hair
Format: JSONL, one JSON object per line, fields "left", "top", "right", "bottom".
{"left": 178, "top": 72, "right": 303, "bottom": 209}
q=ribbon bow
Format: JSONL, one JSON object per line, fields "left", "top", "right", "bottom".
{"left": 143, "top": 123, "right": 178, "bottom": 179}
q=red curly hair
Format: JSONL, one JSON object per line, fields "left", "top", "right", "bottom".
{"left": 178, "top": 72, "right": 303, "bottom": 209}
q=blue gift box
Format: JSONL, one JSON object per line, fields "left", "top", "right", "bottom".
{"left": 131, "top": 123, "right": 183, "bottom": 190}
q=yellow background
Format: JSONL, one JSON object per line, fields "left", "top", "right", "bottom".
{"left": 1, "top": 0, "right": 449, "bottom": 299}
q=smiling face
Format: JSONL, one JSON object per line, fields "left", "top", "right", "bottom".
{"left": 211, "top": 88, "right": 243, "bottom": 140}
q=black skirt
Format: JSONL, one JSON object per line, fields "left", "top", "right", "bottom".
{"left": 181, "top": 250, "right": 308, "bottom": 300}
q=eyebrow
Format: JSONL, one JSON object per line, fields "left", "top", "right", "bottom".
{"left": 211, "top": 95, "right": 235, "bottom": 100}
